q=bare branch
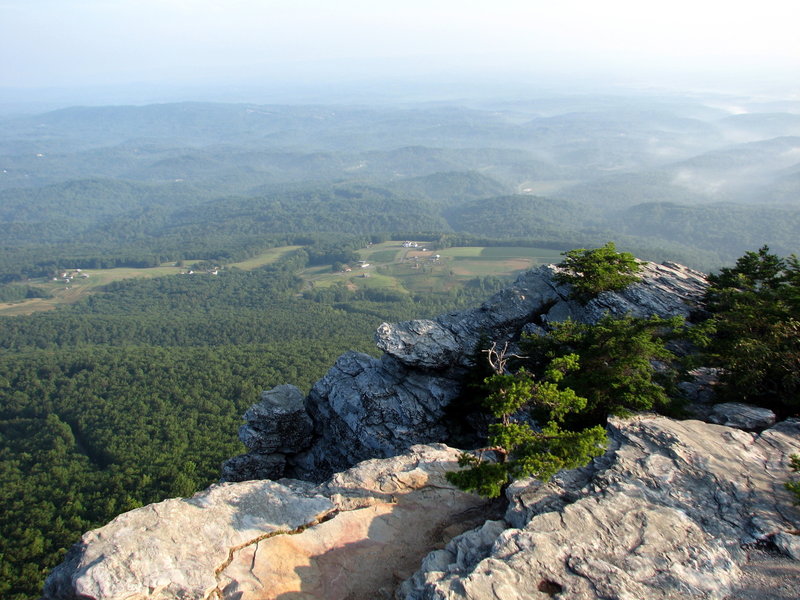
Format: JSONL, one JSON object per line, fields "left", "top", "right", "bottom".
{"left": 482, "top": 341, "right": 526, "bottom": 375}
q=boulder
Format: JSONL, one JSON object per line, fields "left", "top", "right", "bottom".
{"left": 43, "top": 445, "right": 495, "bottom": 600}
{"left": 220, "top": 452, "right": 286, "bottom": 482}
{"left": 46, "top": 417, "right": 800, "bottom": 600}
{"left": 376, "top": 266, "right": 565, "bottom": 370}
{"left": 43, "top": 479, "right": 336, "bottom": 600}
{"left": 708, "top": 402, "right": 777, "bottom": 431}
{"left": 285, "top": 261, "right": 707, "bottom": 480}
{"left": 288, "top": 352, "right": 462, "bottom": 481}
{"left": 378, "top": 262, "right": 707, "bottom": 372}
{"left": 238, "top": 384, "right": 313, "bottom": 454}
{"left": 222, "top": 384, "right": 314, "bottom": 481}
{"left": 399, "top": 416, "right": 800, "bottom": 600}
{"left": 568, "top": 261, "right": 708, "bottom": 324}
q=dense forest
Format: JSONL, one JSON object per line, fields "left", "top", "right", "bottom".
{"left": 0, "top": 247, "right": 512, "bottom": 598}
{"left": 0, "top": 94, "right": 798, "bottom": 598}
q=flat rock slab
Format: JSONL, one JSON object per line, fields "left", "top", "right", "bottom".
{"left": 43, "top": 445, "right": 494, "bottom": 600}
{"left": 44, "top": 480, "right": 335, "bottom": 600}
{"left": 220, "top": 487, "right": 488, "bottom": 600}
{"left": 400, "top": 416, "right": 800, "bottom": 600}
{"left": 709, "top": 402, "right": 777, "bottom": 431}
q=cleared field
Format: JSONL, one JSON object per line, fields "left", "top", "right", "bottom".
{"left": 0, "top": 246, "right": 300, "bottom": 316}
{"left": 439, "top": 247, "right": 484, "bottom": 258}
{"left": 479, "top": 246, "right": 563, "bottom": 260}
{"left": 448, "top": 258, "right": 535, "bottom": 277}
{"left": 0, "top": 264, "right": 191, "bottom": 316}
{"left": 228, "top": 246, "right": 303, "bottom": 270}
{"left": 0, "top": 243, "right": 564, "bottom": 315}
{"left": 300, "top": 242, "right": 565, "bottom": 297}
{"left": 364, "top": 249, "right": 401, "bottom": 263}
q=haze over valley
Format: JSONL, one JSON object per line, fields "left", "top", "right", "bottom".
{"left": 1, "top": 1, "right": 799, "bottom": 598}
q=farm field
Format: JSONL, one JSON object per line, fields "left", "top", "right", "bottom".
{"left": 227, "top": 246, "right": 303, "bottom": 270}
{"left": 301, "top": 241, "right": 565, "bottom": 296}
{"left": 0, "top": 243, "right": 564, "bottom": 316}
{"left": 0, "top": 246, "right": 301, "bottom": 316}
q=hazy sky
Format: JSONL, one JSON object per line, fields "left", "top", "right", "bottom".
{"left": 2, "top": 0, "right": 798, "bottom": 95}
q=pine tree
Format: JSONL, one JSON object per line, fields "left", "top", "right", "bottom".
{"left": 446, "top": 342, "right": 606, "bottom": 498}
{"left": 701, "top": 246, "right": 800, "bottom": 411}
{"left": 554, "top": 242, "right": 641, "bottom": 303}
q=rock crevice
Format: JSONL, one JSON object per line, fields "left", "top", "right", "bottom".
{"left": 399, "top": 416, "right": 800, "bottom": 600}
{"left": 43, "top": 260, "right": 800, "bottom": 600}
{"left": 225, "top": 261, "right": 708, "bottom": 483}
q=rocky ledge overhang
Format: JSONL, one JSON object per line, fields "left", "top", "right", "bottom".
{"left": 224, "top": 260, "right": 709, "bottom": 483}
{"left": 44, "top": 415, "right": 800, "bottom": 600}
{"left": 46, "top": 260, "right": 800, "bottom": 600}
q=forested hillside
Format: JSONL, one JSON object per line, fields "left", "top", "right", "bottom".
{"left": 0, "top": 94, "right": 798, "bottom": 598}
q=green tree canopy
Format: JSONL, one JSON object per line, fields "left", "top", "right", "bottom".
{"left": 522, "top": 314, "right": 684, "bottom": 423}
{"left": 446, "top": 343, "right": 606, "bottom": 498}
{"left": 554, "top": 242, "right": 642, "bottom": 303}
{"left": 701, "top": 246, "right": 800, "bottom": 412}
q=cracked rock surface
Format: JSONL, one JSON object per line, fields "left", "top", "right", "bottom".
{"left": 273, "top": 261, "right": 707, "bottom": 482}
{"left": 42, "top": 444, "right": 495, "bottom": 600}
{"left": 398, "top": 415, "right": 800, "bottom": 600}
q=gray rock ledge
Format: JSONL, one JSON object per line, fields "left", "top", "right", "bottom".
{"left": 399, "top": 415, "right": 800, "bottom": 600}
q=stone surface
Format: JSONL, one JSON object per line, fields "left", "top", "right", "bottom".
{"left": 288, "top": 351, "right": 463, "bottom": 480}
{"left": 222, "top": 384, "right": 314, "bottom": 481}
{"left": 376, "top": 266, "right": 565, "bottom": 370}
{"left": 678, "top": 367, "right": 721, "bottom": 406}
{"left": 220, "top": 452, "right": 286, "bottom": 482}
{"left": 43, "top": 480, "right": 336, "bottom": 600}
{"left": 239, "top": 384, "right": 313, "bottom": 454}
{"left": 378, "top": 262, "right": 707, "bottom": 372}
{"left": 708, "top": 402, "right": 777, "bottom": 431}
{"left": 284, "top": 261, "right": 708, "bottom": 480}
{"left": 774, "top": 532, "right": 800, "bottom": 561}
{"left": 43, "top": 445, "right": 495, "bottom": 600}
{"left": 569, "top": 260, "right": 708, "bottom": 325}
{"left": 399, "top": 416, "right": 800, "bottom": 600}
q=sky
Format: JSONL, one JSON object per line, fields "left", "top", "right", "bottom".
{"left": 1, "top": 0, "right": 799, "bottom": 102}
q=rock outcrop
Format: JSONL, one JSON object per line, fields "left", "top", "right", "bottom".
{"left": 222, "top": 384, "right": 313, "bottom": 481}
{"left": 399, "top": 415, "right": 800, "bottom": 600}
{"left": 376, "top": 261, "right": 707, "bottom": 371}
{"left": 44, "top": 417, "right": 800, "bottom": 600}
{"left": 230, "top": 261, "right": 708, "bottom": 482}
{"left": 43, "top": 260, "right": 800, "bottom": 600}
{"left": 43, "top": 445, "right": 497, "bottom": 600}
{"left": 708, "top": 402, "right": 777, "bottom": 431}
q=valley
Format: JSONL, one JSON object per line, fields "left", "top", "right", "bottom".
{"left": 0, "top": 93, "right": 798, "bottom": 599}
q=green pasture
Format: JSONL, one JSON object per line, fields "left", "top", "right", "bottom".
{"left": 0, "top": 246, "right": 302, "bottom": 316}
{"left": 300, "top": 243, "right": 564, "bottom": 297}
{"left": 228, "top": 246, "right": 302, "bottom": 270}
{"left": 0, "top": 242, "right": 564, "bottom": 316}
{"left": 479, "top": 246, "right": 563, "bottom": 260}
{"left": 0, "top": 266, "right": 186, "bottom": 316}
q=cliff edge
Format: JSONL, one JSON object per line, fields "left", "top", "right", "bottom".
{"left": 42, "top": 261, "right": 800, "bottom": 599}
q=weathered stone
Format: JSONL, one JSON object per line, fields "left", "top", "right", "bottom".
{"left": 708, "top": 402, "right": 777, "bottom": 431}
{"left": 678, "top": 366, "right": 721, "bottom": 405}
{"left": 45, "top": 259, "right": 800, "bottom": 600}
{"left": 43, "top": 480, "right": 336, "bottom": 600}
{"left": 289, "top": 261, "right": 707, "bottom": 480}
{"left": 220, "top": 452, "right": 286, "bottom": 482}
{"left": 43, "top": 445, "right": 495, "bottom": 600}
{"left": 574, "top": 261, "right": 708, "bottom": 324}
{"left": 377, "top": 262, "right": 706, "bottom": 374}
{"left": 400, "top": 416, "right": 800, "bottom": 600}
{"left": 239, "top": 384, "right": 313, "bottom": 454}
{"left": 220, "top": 384, "right": 314, "bottom": 482}
{"left": 774, "top": 532, "right": 800, "bottom": 561}
{"left": 376, "top": 266, "right": 564, "bottom": 370}
{"left": 288, "top": 352, "right": 462, "bottom": 480}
